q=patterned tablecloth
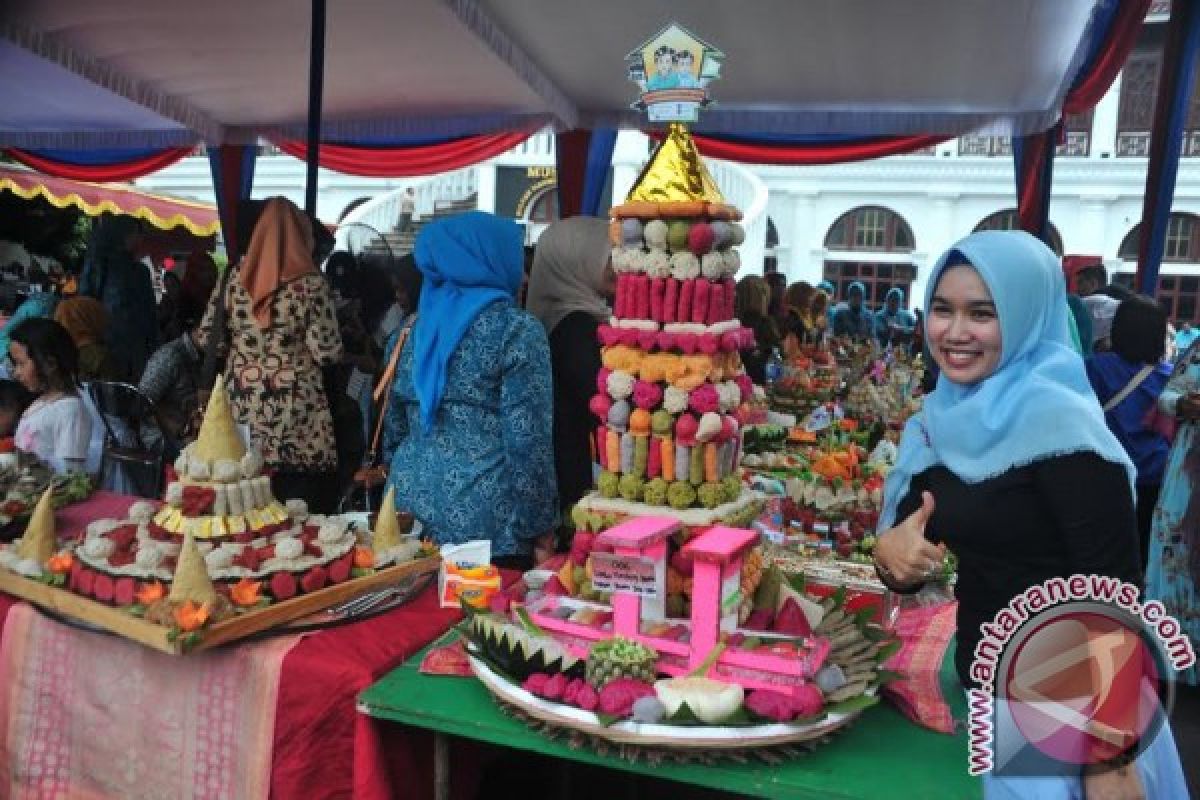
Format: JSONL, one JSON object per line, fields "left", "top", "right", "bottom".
{"left": 0, "top": 491, "right": 463, "bottom": 800}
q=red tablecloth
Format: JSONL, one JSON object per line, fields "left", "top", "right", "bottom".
{"left": 0, "top": 491, "right": 464, "bottom": 800}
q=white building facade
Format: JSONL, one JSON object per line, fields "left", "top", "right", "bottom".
{"left": 137, "top": 9, "right": 1200, "bottom": 323}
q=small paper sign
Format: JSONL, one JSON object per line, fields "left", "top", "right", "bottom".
{"left": 591, "top": 553, "right": 659, "bottom": 597}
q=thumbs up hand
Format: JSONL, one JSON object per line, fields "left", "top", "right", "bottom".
{"left": 873, "top": 491, "right": 946, "bottom": 588}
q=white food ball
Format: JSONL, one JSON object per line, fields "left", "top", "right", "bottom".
{"left": 275, "top": 537, "right": 304, "bottom": 561}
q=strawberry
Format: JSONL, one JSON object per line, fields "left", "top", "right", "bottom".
{"left": 299, "top": 566, "right": 328, "bottom": 594}
{"left": 270, "top": 572, "right": 297, "bottom": 601}
{"left": 93, "top": 574, "right": 115, "bottom": 604}
{"left": 236, "top": 548, "right": 261, "bottom": 572}
{"left": 68, "top": 559, "right": 84, "bottom": 592}
{"left": 2, "top": 500, "right": 26, "bottom": 516}
{"left": 108, "top": 551, "right": 136, "bottom": 568}
{"left": 113, "top": 577, "right": 136, "bottom": 606}
{"left": 257, "top": 544, "right": 276, "bottom": 562}
{"left": 76, "top": 568, "right": 95, "bottom": 596}
{"left": 180, "top": 486, "right": 216, "bottom": 516}
{"left": 108, "top": 525, "right": 137, "bottom": 551}
{"left": 303, "top": 540, "right": 323, "bottom": 558}
{"left": 328, "top": 553, "right": 352, "bottom": 584}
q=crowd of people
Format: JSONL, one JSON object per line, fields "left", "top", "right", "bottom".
{"left": 0, "top": 200, "right": 1195, "bottom": 796}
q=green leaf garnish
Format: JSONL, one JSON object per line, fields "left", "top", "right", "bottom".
{"left": 824, "top": 693, "right": 880, "bottom": 715}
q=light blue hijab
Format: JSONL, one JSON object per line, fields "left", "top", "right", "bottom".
{"left": 879, "top": 231, "right": 1135, "bottom": 529}
{"left": 411, "top": 212, "right": 523, "bottom": 432}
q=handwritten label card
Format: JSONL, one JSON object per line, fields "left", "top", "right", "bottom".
{"left": 591, "top": 553, "right": 660, "bottom": 598}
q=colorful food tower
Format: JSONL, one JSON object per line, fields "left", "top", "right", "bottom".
{"left": 573, "top": 25, "right": 762, "bottom": 532}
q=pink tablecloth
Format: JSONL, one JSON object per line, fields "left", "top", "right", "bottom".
{"left": 0, "top": 491, "right": 463, "bottom": 800}
{"left": 0, "top": 603, "right": 298, "bottom": 799}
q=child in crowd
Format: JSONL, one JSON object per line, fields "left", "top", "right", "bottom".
{"left": 8, "top": 318, "right": 92, "bottom": 473}
{"left": 0, "top": 379, "right": 32, "bottom": 453}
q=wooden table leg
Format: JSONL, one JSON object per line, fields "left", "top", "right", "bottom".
{"left": 434, "top": 732, "right": 449, "bottom": 800}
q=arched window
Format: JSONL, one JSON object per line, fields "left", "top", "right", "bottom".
{"left": 1119, "top": 214, "right": 1200, "bottom": 262}
{"left": 822, "top": 207, "right": 917, "bottom": 306}
{"left": 972, "top": 209, "right": 1064, "bottom": 256}
{"left": 824, "top": 206, "right": 914, "bottom": 252}
{"left": 1117, "top": 214, "right": 1200, "bottom": 324}
{"left": 528, "top": 187, "right": 559, "bottom": 224}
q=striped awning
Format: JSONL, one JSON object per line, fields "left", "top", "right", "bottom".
{"left": 0, "top": 164, "right": 218, "bottom": 236}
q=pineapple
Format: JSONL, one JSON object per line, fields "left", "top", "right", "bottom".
{"left": 739, "top": 547, "right": 765, "bottom": 623}
{"left": 585, "top": 637, "right": 659, "bottom": 689}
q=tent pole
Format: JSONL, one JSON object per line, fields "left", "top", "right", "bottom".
{"left": 304, "top": 0, "right": 327, "bottom": 216}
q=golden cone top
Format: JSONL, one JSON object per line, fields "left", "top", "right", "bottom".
{"left": 17, "top": 487, "right": 56, "bottom": 564}
{"left": 192, "top": 374, "right": 246, "bottom": 464}
{"left": 168, "top": 527, "right": 219, "bottom": 606}
{"left": 373, "top": 486, "right": 403, "bottom": 552}
{"left": 626, "top": 123, "right": 724, "bottom": 204}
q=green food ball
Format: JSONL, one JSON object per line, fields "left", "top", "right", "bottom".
{"left": 643, "top": 477, "right": 669, "bottom": 506}
{"left": 633, "top": 436, "right": 649, "bottom": 478}
{"left": 651, "top": 410, "right": 674, "bottom": 436}
{"left": 667, "top": 220, "right": 691, "bottom": 252}
{"left": 689, "top": 446, "right": 705, "bottom": 485}
{"left": 697, "top": 482, "right": 724, "bottom": 509}
{"left": 721, "top": 475, "right": 743, "bottom": 503}
{"left": 570, "top": 504, "right": 589, "bottom": 530}
{"left": 667, "top": 481, "right": 697, "bottom": 510}
{"left": 619, "top": 474, "right": 646, "bottom": 502}
{"left": 598, "top": 471, "right": 620, "bottom": 499}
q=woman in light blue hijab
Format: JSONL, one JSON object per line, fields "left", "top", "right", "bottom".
{"left": 382, "top": 212, "right": 558, "bottom": 567}
{"left": 873, "top": 231, "right": 1186, "bottom": 800}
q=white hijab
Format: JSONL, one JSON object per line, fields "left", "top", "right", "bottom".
{"left": 525, "top": 217, "right": 611, "bottom": 335}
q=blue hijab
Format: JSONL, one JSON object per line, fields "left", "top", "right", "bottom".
{"left": 411, "top": 212, "right": 523, "bottom": 432}
{"left": 879, "top": 231, "right": 1135, "bottom": 529}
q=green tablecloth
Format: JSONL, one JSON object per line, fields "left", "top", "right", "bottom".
{"left": 359, "top": 639, "right": 982, "bottom": 800}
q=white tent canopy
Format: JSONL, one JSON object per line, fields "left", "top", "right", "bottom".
{"left": 1, "top": 0, "right": 1103, "bottom": 148}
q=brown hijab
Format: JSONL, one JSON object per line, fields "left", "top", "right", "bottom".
{"left": 54, "top": 296, "right": 109, "bottom": 347}
{"left": 239, "top": 197, "right": 317, "bottom": 328}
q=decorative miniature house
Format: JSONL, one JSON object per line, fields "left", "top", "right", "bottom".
{"left": 525, "top": 516, "right": 830, "bottom": 699}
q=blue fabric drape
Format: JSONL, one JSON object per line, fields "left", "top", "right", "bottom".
{"left": 1137, "top": 1, "right": 1200, "bottom": 295}
{"left": 581, "top": 128, "right": 617, "bottom": 217}
{"left": 1012, "top": 125, "right": 1059, "bottom": 247}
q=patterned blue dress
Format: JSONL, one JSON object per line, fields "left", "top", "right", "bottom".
{"left": 383, "top": 301, "right": 558, "bottom": 557}
{"left": 1146, "top": 341, "right": 1200, "bottom": 686}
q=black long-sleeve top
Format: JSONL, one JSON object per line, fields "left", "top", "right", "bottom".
{"left": 894, "top": 452, "right": 1141, "bottom": 687}
{"left": 548, "top": 311, "right": 602, "bottom": 516}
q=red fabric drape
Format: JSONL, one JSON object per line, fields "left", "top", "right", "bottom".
{"left": 274, "top": 131, "right": 534, "bottom": 178}
{"left": 5, "top": 147, "right": 192, "bottom": 182}
{"left": 1015, "top": 124, "right": 1059, "bottom": 243}
{"left": 554, "top": 129, "right": 590, "bottom": 219}
{"left": 686, "top": 134, "right": 950, "bottom": 165}
{"left": 1064, "top": 0, "right": 1153, "bottom": 114}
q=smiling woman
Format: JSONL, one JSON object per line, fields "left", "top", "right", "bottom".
{"left": 925, "top": 264, "right": 1001, "bottom": 386}
{"left": 873, "top": 231, "right": 1187, "bottom": 799}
